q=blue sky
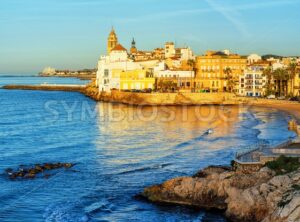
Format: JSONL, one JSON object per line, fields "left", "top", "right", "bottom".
{"left": 0, "top": 0, "right": 300, "bottom": 74}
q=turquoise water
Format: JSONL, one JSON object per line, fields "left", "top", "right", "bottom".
{"left": 0, "top": 77, "right": 295, "bottom": 222}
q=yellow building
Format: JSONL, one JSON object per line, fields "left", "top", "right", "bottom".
{"left": 195, "top": 51, "right": 247, "bottom": 92}
{"left": 112, "top": 69, "right": 155, "bottom": 90}
{"left": 289, "top": 64, "right": 300, "bottom": 96}
{"left": 107, "top": 28, "right": 118, "bottom": 54}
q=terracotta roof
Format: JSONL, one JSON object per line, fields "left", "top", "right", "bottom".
{"left": 169, "top": 56, "right": 180, "bottom": 60}
{"left": 111, "top": 44, "right": 127, "bottom": 52}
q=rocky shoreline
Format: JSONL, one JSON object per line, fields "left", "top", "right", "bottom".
{"left": 142, "top": 163, "right": 300, "bottom": 222}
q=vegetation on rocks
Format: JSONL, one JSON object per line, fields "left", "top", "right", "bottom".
{"left": 265, "top": 155, "right": 300, "bottom": 175}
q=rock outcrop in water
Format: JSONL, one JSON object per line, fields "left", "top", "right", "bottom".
{"left": 142, "top": 165, "right": 300, "bottom": 222}
{"left": 5, "top": 162, "right": 74, "bottom": 180}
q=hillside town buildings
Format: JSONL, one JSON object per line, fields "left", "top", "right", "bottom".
{"left": 96, "top": 28, "right": 195, "bottom": 92}
{"left": 96, "top": 28, "right": 300, "bottom": 97}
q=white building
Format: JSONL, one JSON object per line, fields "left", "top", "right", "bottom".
{"left": 272, "top": 62, "right": 286, "bottom": 70}
{"left": 179, "top": 47, "right": 195, "bottom": 61}
{"left": 156, "top": 70, "right": 195, "bottom": 78}
{"left": 164, "top": 42, "right": 175, "bottom": 58}
{"left": 247, "top": 54, "right": 262, "bottom": 64}
{"left": 153, "top": 61, "right": 166, "bottom": 73}
{"left": 222, "top": 49, "right": 230, "bottom": 56}
{"left": 239, "top": 66, "right": 267, "bottom": 97}
{"left": 135, "top": 59, "right": 160, "bottom": 70}
{"left": 96, "top": 44, "right": 142, "bottom": 92}
{"left": 42, "top": 67, "right": 56, "bottom": 75}
{"left": 152, "top": 61, "right": 194, "bottom": 78}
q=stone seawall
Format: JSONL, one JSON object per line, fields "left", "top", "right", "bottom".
{"left": 3, "top": 84, "right": 300, "bottom": 107}
{"left": 84, "top": 89, "right": 238, "bottom": 105}
{"left": 2, "top": 84, "right": 86, "bottom": 92}
{"left": 83, "top": 86, "right": 300, "bottom": 106}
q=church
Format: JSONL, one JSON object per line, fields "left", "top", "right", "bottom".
{"left": 95, "top": 28, "right": 156, "bottom": 92}
{"left": 95, "top": 28, "right": 195, "bottom": 92}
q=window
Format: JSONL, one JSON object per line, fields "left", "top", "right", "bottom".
{"left": 104, "top": 69, "right": 109, "bottom": 77}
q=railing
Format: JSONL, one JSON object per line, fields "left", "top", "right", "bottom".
{"left": 235, "top": 139, "right": 294, "bottom": 163}
{"left": 235, "top": 142, "right": 269, "bottom": 160}
{"left": 272, "top": 139, "right": 293, "bottom": 150}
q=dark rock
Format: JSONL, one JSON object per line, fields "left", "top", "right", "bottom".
{"left": 34, "top": 165, "right": 43, "bottom": 172}
{"left": 5, "top": 162, "right": 75, "bottom": 180}
{"left": 64, "top": 163, "right": 73, "bottom": 168}
{"left": 43, "top": 163, "right": 52, "bottom": 170}
{"left": 24, "top": 173, "right": 36, "bottom": 179}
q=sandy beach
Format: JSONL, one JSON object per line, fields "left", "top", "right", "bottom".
{"left": 255, "top": 102, "right": 300, "bottom": 123}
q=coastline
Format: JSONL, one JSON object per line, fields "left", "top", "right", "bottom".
{"left": 3, "top": 83, "right": 300, "bottom": 111}
{"left": 39, "top": 74, "right": 94, "bottom": 80}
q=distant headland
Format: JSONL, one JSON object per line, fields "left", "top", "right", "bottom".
{"left": 39, "top": 67, "right": 96, "bottom": 80}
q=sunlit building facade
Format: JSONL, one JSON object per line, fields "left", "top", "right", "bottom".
{"left": 239, "top": 66, "right": 267, "bottom": 97}
{"left": 195, "top": 51, "right": 247, "bottom": 92}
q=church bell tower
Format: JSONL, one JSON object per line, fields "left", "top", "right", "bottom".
{"left": 130, "top": 38, "right": 137, "bottom": 54}
{"left": 107, "top": 27, "right": 118, "bottom": 54}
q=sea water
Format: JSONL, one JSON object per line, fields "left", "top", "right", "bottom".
{"left": 0, "top": 76, "right": 295, "bottom": 222}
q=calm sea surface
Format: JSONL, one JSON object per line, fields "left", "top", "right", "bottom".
{"left": 0, "top": 76, "right": 296, "bottom": 222}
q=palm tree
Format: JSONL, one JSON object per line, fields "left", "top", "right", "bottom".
{"left": 187, "top": 59, "right": 195, "bottom": 70}
{"left": 288, "top": 62, "right": 297, "bottom": 96}
{"left": 187, "top": 59, "right": 197, "bottom": 92}
{"left": 224, "top": 67, "right": 234, "bottom": 93}
{"left": 263, "top": 67, "right": 274, "bottom": 96}
{"left": 272, "top": 68, "right": 289, "bottom": 97}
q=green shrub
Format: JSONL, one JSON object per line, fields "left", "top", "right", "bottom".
{"left": 278, "top": 198, "right": 292, "bottom": 208}
{"left": 265, "top": 155, "right": 300, "bottom": 175}
{"left": 292, "top": 184, "right": 300, "bottom": 191}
